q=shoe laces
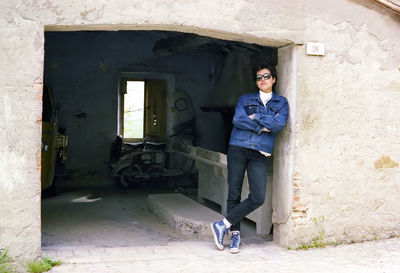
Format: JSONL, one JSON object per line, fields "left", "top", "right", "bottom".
{"left": 231, "top": 232, "right": 240, "bottom": 247}
{"left": 216, "top": 223, "right": 228, "bottom": 243}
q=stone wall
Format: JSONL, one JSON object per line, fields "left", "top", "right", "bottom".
{"left": 0, "top": 1, "right": 45, "bottom": 262}
{"left": 0, "top": 0, "right": 399, "bottom": 259}
{"left": 287, "top": 1, "right": 400, "bottom": 247}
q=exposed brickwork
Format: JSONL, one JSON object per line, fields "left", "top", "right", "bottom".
{"left": 292, "top": 172, "right": 308, "bottom": 225}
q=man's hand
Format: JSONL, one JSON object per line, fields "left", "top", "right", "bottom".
{"left": 249, "top": 114, "right": 269, "bottom": 132}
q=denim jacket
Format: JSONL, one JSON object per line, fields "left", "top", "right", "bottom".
{"left": 229, "top": 91, "right": 289, "bottom": 154}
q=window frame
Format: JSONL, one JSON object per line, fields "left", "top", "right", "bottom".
{"left": 117, "top": 73, "right": 174, "bottom": 142}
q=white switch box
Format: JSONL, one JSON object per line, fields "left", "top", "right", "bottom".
{"left": 307, "top": 42, "right": 325, "bottom": 56}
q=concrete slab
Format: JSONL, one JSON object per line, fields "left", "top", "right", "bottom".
{"left": 146, "top": 193, "right": 223, "bottom": 239}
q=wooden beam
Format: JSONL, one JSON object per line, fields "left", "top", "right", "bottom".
{"left": 374, "top": 0, "right": 400, "bottom": 13}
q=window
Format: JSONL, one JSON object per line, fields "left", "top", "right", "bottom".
{"left": 119, "top": 79, "right": 166, "bottom": 141}
{"left": 124, "top": 81, "right": 145, "bottom": 139}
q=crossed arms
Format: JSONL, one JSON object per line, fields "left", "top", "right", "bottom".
{"left": 232, "top": 96, "right": 289, "bottom": 135}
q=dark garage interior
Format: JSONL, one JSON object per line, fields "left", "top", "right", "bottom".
{"left": 41, "top": 30, "right": 277, "bottom": 248}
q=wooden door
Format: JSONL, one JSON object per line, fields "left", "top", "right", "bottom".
{"left": 144, "top": 80, "right": 166, "bottom": 140}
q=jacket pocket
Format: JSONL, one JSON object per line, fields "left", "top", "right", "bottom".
{"left": 244, "top": 103, "right": 258, "bottom": 115}
{"left": 267, "top": 101, "right": 284, "bottom": 115}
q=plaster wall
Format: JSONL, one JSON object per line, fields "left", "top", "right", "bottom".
{"left": 0, "top": 0, "right": 399, "bottom": 259}
{"left": 288, "top": 1, "right": 400, "bottom": 246}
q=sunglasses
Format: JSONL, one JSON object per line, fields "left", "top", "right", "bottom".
{"left": 256, "top": 73, "right": 272, "bottom": 81}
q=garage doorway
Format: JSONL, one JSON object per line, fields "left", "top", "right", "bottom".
{"left": 41, "top": 29, "right": 296, "bottom": 248}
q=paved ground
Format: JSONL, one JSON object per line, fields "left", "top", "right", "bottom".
{"left": 42, "top": 238, "right": 400, "bottom": 273}
{"left": 41, "top": 183, "right": 400, "bottom": 273}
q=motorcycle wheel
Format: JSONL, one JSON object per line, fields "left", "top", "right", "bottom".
{"left": 117, "top": 166, "right": 151, "bottom": 189}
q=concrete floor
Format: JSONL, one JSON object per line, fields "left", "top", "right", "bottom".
{"left": 41, "top": 177, "right": 270, "bottom": 249}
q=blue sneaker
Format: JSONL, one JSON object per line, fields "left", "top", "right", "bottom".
{"left": 229, "top": 231, "right": 241, "bottom": 254}
{"left": 210, "top": 220, "right": 228, "bottom": 250}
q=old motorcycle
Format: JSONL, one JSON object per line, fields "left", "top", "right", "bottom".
{"left": 111, "top": 137, "right": 194, "bottom": 188}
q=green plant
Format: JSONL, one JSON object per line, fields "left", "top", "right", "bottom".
{"left": 26, "top": 257, "right": 62, "bottom": 273}
{"left": 295, "top": 216, "right": 327, "bottom": 250}
{"left": 296, "top": 242, "right": 310, "bottom": 250}
{"left": 0, "top": 248, "right": 15, "bottom": 273}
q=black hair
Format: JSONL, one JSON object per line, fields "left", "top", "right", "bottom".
{"left": 253, "top": 63, "right": 278, "bottom": 82}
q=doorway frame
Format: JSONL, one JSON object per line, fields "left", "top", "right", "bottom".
{"left": 39, "top": 27, "right": 297, "bottom": 250}
{"left": 273, "top": 44, "right": 297, "bottom": 245}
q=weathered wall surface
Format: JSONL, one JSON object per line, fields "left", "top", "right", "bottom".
{"left": 288, "top": 0, "right": 400, "bottom": 246}
{"left": 0, "top": 0, "right": 399, "bottom": 259}
{"left": 0, "top": 0, "right": 44, "bottom": 263}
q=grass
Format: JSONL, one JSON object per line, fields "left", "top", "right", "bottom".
{"left": 288, "top": 216, "right": 332, "bottom": 250}
{"left": 295, "top": 234, "right": 327, "bottom": 250}
{"left": 26, "top": 257, "right": 62, "bottom": 273}
{"left": 0, "top": 248, "right": 15, "bottom": 273}
{"left": 2, "top": 247, "right": 61, "bottom": 273}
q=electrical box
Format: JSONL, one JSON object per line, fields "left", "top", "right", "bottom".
{"left": 307, "top": 42, "right": 325, "bottom": 56}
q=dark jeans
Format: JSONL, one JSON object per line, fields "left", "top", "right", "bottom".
{"left": 225, "top": 145, "right": 268, "bottom": 232}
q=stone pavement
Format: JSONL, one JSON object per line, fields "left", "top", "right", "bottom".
{"left": 43, "top": 237, "right": 400, "bottom": 273}
{"left": 40, "top": 185, "right": 400, "bottom": 273}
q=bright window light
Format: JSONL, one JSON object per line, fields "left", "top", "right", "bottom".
{"left": 124, "top": 81, "right": 145, "bottom": 139}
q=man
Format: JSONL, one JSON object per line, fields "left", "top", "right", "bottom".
{"left": 210, "top": 63, "right": 289, "bottom": 254}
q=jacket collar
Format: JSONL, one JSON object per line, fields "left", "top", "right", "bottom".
{"left": 249, "top": 91, "right": 279, "bottom": 104}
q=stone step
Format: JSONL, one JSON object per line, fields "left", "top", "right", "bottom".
{"left": 146, "top": 193, "right": 223, "bottom": 239}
